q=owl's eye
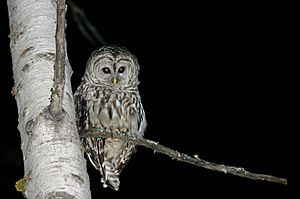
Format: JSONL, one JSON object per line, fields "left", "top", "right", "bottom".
{"left": 102, "top": 67, "right": 111, "bottom": 74}
{"left": 118, "top": 66, "right": 125, "bottom": 73}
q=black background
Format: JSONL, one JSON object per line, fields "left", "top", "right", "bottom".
{"left": 1, "top": 1, "right": 292, "bottom": 198}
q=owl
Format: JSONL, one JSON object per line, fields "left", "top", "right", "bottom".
{"left": 74, "top": 45, "right": 147, "bottom": 191}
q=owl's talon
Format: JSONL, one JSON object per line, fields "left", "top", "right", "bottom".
{"left": 120, "top": 128, "right": 128, "bottom": 133}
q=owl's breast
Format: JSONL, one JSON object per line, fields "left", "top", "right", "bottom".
{"left": 89, "top": 90, "right": 139, "bottom": 135}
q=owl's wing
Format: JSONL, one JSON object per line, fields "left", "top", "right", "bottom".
{"left": 81, "top": 137, "right": 104, "bottom": 170}
{"left": 74, "top": 86, "right": 87, "bottom": 132}
{"left": 74, "top": 86, "right": 107, "bottom": 181}
{"left": 132, "top": 97, "right": 147, "bottom": 137}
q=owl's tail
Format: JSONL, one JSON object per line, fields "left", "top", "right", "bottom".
{"left": 101, "top": 161, "right": 120, "bottom": 191}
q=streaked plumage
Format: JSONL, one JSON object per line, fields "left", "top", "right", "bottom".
{"left": 74, "top": 45, "right": 146, "bottom": 191}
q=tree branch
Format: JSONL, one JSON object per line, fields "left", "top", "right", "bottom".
{"left": 50, "top": 0, "right": 66, "bottom": 116}
{"left": 67, "top": 0, "right": 107, "bottom": 46}
{"left": 81, "top": 129, "right": 288, "bottom": 186}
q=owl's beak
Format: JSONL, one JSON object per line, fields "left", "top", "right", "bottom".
{"left": 112, "top": 78, "right": 118, "bottom": 85}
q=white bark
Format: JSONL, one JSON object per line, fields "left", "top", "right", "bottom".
{"left": 7, "top": 0, "right": 91, "bottom": 198}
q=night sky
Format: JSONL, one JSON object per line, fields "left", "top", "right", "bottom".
{"left": 1, "top": 1, "right": 291, "bottom": 198}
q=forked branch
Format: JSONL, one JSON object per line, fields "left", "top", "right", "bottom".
{"left": 81, "top": 129, "right": 287, "bottom": 185}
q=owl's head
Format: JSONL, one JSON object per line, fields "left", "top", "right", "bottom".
{"left": 83, "top": 45, "right": 140, "bottom": 88}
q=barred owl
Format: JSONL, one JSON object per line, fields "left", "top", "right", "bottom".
{"left": 74, "top": 45, "right": 147, "bottom": 191}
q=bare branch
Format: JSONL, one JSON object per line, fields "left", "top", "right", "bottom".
{"left": 81, "top": 129, "right": 288, "bottom": 186}
{"left": 50, "top": 0, "right": 66, "bottom": 116}
{"left": 67, "top": 0, "right": 108, "bottom": 46}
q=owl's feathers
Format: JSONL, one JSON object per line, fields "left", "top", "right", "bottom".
{"left": 74, "top": 45, "right": 146, "bottom": 191}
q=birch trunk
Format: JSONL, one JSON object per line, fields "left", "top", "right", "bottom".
{"left": 7, "top": 0, "right": 91, "bottom": 198}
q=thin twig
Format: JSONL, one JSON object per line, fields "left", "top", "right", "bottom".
{"left": 67, "top": 0, "right": 107, "bottom": 46}
{"left": 50, "top": 0, "right": 66, "bottom": 116}
{"left": 81, "top": 129, "right": 288, "bottom": 185}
